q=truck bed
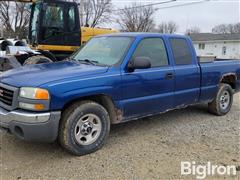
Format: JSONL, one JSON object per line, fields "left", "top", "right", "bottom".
{"left": 199, "top": 60, "right": 240, "bottom": 102}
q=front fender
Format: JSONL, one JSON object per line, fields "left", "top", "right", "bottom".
{"left": 49, "top": 85, "right": 121, "bottom": 111}
{"left": 43, "top": 69, "right": 122, "bottom": 111}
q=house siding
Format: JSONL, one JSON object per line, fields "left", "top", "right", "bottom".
{"left": 193, "top": 41, "right": 240, "bottom": 59}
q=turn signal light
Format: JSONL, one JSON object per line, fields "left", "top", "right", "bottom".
{"left": 19, "top": 102, "right": 45, "bottom": 111}
{"left": 35, "top": 89, "right": 49, "bottom": 100}
{"left": 34, "top": 104, "right": 45, "bottom": 110}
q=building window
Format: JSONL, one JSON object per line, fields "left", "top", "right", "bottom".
{"left": 198, "top": 43, "right": 205, "bottom": 50}
{"left": 222, "top": 46, "right": 227, "bottom": 55}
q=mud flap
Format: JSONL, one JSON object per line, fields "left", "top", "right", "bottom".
{"left": 0, "top": 56, "right": 21, "bottom": 72}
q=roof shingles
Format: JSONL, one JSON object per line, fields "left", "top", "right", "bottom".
{"left": 189, "top": 33, "right": 240, "bottom": 42}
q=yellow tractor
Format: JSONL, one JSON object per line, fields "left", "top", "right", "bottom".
{"left": 0, "top": 0, "right": 117, "bottom": 71}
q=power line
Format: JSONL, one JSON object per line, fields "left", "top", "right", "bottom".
{"left": 155, "top": 0, "right": 211, "bottom": 10}
{"left": 79, "top": 0, "right": 176, "bottom": 16}
{"left": 79, "top": 0, "right": 214, "bottom": 16}
{"left": 111, "top": 0, "right": 176, "bottom": 12}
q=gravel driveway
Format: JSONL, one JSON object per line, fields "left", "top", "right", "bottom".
{"left": 1, "top": 93, "right": 239, "bottom": 180}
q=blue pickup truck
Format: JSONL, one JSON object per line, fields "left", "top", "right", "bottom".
{"left": 0, "top": 33, "right": 240, "bottom": 155}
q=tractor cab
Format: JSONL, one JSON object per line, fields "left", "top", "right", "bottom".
{"left": 29, "top": 0, "right": 81, "bottom": 55}
{"left": 0, "top": 0, "right": 117, "bottom": 72}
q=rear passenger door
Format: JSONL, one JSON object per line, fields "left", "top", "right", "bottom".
{"left": 121, "top": 37, "right": 175, "bottom": 118}
{"left": 169, "top": 38, "right": 201, "bottom": 107}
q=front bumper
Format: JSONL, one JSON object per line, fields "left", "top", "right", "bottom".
{"left": 0, "top": 106, "right": 61, "bottom": 142}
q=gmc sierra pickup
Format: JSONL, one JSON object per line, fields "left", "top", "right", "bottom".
{"left": 0, "top": 33, "right": 239, "bottom": 155}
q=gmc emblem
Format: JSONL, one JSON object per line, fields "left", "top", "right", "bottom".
{"left": 0, "top": 89, "right": 3, "bottom": 97}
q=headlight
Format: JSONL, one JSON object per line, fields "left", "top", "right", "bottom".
{"left": 19, "top": 87, "right": 50, "bottom": 111}
{"left": 20, "top": 87, "right": 49, "bottom": 100}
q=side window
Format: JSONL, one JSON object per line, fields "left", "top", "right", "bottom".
{"left": 132, "top": 38, "right": 169, "bottom": 67}
{"left": 30, "top": 4, "right": 40, "bottom": 38}
{"left": 68, "top": 6, "right": 76, "bottom": 32}
{"left": 170, "top": 38, "right": 193, "bottom": 65}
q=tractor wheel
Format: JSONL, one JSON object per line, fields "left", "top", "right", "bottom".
{"left": 23, "top": 55, "right": 53, "bottom": 65}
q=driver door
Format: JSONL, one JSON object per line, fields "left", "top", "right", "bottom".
{"left": 121, "top": 37, "right": 175, "bottom": 118}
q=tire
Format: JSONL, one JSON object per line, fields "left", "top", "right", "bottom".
{"left": 23, "top": 55, "right": 53, "bottom": 65}
{"left": 208, "top": 83, "right": 234, "bottom": 116}
{"left": 59, "top": 101, "right": 110, "bottom": 156}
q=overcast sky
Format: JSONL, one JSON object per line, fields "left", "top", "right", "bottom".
{"left": 110, "top": 0, "right": 240, "bottom": 34}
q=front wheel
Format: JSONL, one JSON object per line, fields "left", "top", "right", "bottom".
{"left": 59, "top": 101, "right": 110, "bottom": 156}
{"left": 208, "top": 83, "right": 234, "bottom": 116}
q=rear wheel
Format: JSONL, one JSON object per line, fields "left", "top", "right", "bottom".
{"left": 59, "top": 101, "right": 110, "bottom": 156}
{"left": 23, "top": 55, "right": 53, "bottom": 65}
{"left": 208, "top": 83, "right": 233, "bottom": 116}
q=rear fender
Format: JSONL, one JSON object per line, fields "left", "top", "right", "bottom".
{"left": 220, "top": 73, "right": 237, "bottom": 89}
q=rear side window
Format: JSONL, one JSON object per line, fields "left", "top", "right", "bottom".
{"left": 170, "top": 38, "right": 193, "bottom": 65}
{"left": 133, "top": 38, "right": 169, "bottom": 67}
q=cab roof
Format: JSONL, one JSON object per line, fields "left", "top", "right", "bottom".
{"left": 97, "top": 32, "right": 187, "bottom": 39}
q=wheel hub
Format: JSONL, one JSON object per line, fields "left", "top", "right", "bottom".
{"left": 220, "top": 90, "right": 230, "bottom": 110}
{"left": 74, "top": 114, "right": 102, "bottom": 146}
{"left": 81, "top": 122, "right": 93, "bottom": 136}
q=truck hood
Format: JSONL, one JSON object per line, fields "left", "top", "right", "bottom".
{"left": 0, "top": 61, "right": 109, "bottom": 87}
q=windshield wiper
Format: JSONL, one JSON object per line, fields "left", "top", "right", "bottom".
{"left": 65, "top": 58, "right": 77, "bottom": 62}
{"left": 69, "top": 58, "right": 108, "bottom": 66}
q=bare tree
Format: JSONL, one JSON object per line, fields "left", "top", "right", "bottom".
{"left": 0, "top": 2, "right": 13, "bottom": 37}
{"left": 232, "top": 23, "right": 240, "bottom": 33}
{"left": 157, "top": 21, "right": 178, "bottom": 34}
{"left": 0, "top": 1, "right": 30, "bottom": 39}
{"left": 212, "top": 24, "right": 229, "bottom": 34}
{"left": 116, "top": 3, "right": 155, "bottom": 32}
{"left": 212, "top": 23, "right": 240, "bottom": 34}
{"left": 76, "top": 0, "right": 112, "bottom": 27}
{"left": 185, "top": 26, "right": 201, "bottom": 35}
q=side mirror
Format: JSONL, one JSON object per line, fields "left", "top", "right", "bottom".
{"left": 128, "top": 56, "right": 151, "bottom": 71}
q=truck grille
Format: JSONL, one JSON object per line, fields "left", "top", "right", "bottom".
{"left": 0, "top": 83, "right": 18, "bottom": 110}
{"left": 0, "top": 86, "right": 14, "bottom": 106}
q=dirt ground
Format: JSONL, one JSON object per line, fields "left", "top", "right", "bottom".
{"left": 0, "top": 93, "right": 239, "bottom": 180}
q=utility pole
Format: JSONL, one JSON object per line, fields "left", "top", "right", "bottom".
{"left": 1, "top": 28, "right": 3, "bottom": 38}
{"left": 0, "top": 21, "right": 3, "bottom": 38}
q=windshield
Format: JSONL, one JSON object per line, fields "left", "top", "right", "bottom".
{"left": 72, "top": 37, "right": 133, "bottom": 66}
{"left": 42, "top": 4, "right": 64, "bottom": 40}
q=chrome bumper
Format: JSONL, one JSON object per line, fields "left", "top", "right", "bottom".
{"left": 0, "top": 106, "right": 61, "bottom": 142}
{"left": 0, "top": 106, "right": 58, "bottom": 125}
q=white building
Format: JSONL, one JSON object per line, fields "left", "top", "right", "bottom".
{"left": 190, "top": 33, "right": 240, "bottom": 59}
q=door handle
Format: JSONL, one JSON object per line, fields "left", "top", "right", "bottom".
{"left": 165, "top": 73, "right": 174, "bottom": 80}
